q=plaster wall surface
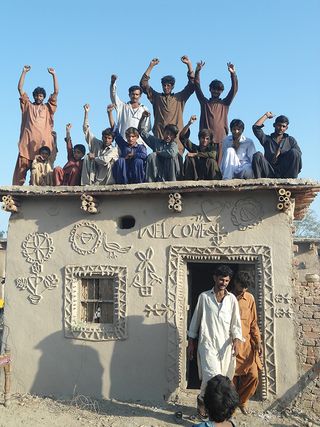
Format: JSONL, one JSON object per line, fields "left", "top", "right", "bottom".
{"left": 4, "top": 189, "right": 298, "bottom": 402}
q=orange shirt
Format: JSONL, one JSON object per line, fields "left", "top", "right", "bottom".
{"left": 18, "top": 92, "right": 57, "bottom": 161}
{"left": 235, "top": 291, "right": 262, "bottom": 376}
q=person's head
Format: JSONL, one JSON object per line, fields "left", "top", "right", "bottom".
{"left": 233, "top": 271, "right": 253, "bottom": 295}
{"left": 209, "top": 79, "right": 224, "bottom": 99}
{"left": 125, "top": 127, "right": 139, "bottom": 147}
{"left": 161, "top": 75, "right": 175, "bottom": 95}
{"left": 163, "top": 124, "right": 179, "bottom": 143}
{"left": 230, "top": 119, "right": 245, "bottom": 139}
{"left": 198, "top": 129, "right": 214, "bottom": 147}
{"left": 213, "top": 264, "right": 233, "bottom": 293}
{"left": 204, "top": 375, "right": 239, "bottom": 422}
{"left": 101, "top": 128, "right": 114, "bottom": 147}
{"left": 128, "top": 85, "right": 142, "bottom": 104}
{"left": 32, "top": 87, "right": 46, "bottom": 104}
{"left": 273, "top": 115, "right": 289, "bottom": 136}
{"left": 73, "top": 144, "right": 86, "bottom": 160}
{"left": 38, "top": 146, "right": 51, "bottom": 161}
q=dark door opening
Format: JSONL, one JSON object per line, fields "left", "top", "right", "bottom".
{"left": 186, "top": 262, "right": 259, "bottom": 395}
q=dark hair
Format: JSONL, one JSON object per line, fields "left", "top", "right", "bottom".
{"left": 164, "top": 124, "right": 179, "bottom": 138}
{"left": 102, "top": 128, "right": 114, "bottom": 139}
{"left": 209, "top": 79, "right": 224, "bottom": 91}
{"left": 198, "top": 128, "right": 214, "bottom": 143}
{"left": 214, "top": 264, "right": 233, "bottom": 278}
{"left": 32, "top": 87, "right": 46, "bottom": 99}
{"left": 161, "top": 75, "right": 175, "bottom": 86}
{"left": 128, "top": 85, "right": 142, "bottom": 95}
{"left": 204, "top": 375, "right": 239, "bottom": 422}
{"left": 234, "top": 271, "right": 253, "bottom": 289}
{"left": 275, "top": 115, "right": 289, "bottom": 125}
{"left": 230, "top": 119, "right": 245, "bottom": 131}
{"left": 39, "top": 146, "right": 51, "bottom": 156}
{"left": 73, "top": 144, "right": 86, "bottom": 155}
{"left": 125, "top": 127, "right": 139, "bottom": 137}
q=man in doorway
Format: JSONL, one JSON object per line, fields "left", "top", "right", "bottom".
{"left": 187, "top": 265, "right": 243, "bottom": 419}
{"left": 252, "top": 112, "right": 302, "bottom": 178}
{"left": 13, "top": 65, "right": 59, "bottom": 185}
{"left": 231, "top": 271, "right": 262, "bottom": 415}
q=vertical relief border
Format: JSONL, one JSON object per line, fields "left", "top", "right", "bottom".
{"left": 166, "top": 245, "right": 276, "bottom": 401}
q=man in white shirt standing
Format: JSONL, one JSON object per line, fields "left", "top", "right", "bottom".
{"left": 220, "top": 119, "right": 256, "bottom": 179}
{"left": 110, "top": 74, "right": 150, "bottom": 145}
{"left": 187, "top": 265, "right": 243, "bottom": 419}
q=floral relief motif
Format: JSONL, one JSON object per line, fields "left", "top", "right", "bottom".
{"left": 132, "top": 248, "right": 163, "bottom": 296}
{"left": 231, "top": 198, "right": 263, "bottom": 230}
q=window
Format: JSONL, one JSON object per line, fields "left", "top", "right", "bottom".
{"left": 81, "top": 278, "right": 114, "bottom": 324}
{"left": 64, "top": 265, "right": 127, "bottom": 341}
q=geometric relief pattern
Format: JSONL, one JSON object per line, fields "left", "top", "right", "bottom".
{"left": 64, "top": 264, "right": 127, "bottom": 341}
{"left": 166, "top": 245, "right": 276, "bottom": 401}
{"left": 16, "top": 232, "right": 58, "bottom": 304}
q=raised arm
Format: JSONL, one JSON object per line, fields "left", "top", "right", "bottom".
{"left": 110, "top": 74, "right": 122, "bottom": 109}
{"left": 223, "top": 62, "right": 238, "bottom": 105}
{"left": 65, "top": 123, "right": 73, "bottom": 161}
{"left": 18, "top": 65, "right": 31, "bottom": 96}
{"left": 140, "top": 58, "right": 159, "bottom": 99}
{"left": 178, "top": 55, "right": 195, "bottom": 99}
{"left": 107, "top": 104, "right": 116, "bottom": 129}
{"left": 48, "top": 68, "right": 59, "bottom": 96}
{"left": 254, "top": 111, "right": 275, "bottom": 127}
{"left": 181, "top": 55, "right": 194, "bottom": 78}
{"left": 180, "top": 115, "right": 197, "bottom": 140}
{"left": 194, "top": 61, "right": 207, "bottom": 103}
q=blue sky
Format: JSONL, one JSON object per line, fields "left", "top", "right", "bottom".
{"left": 0, "top": 0, "right": 319, "bottom": 231}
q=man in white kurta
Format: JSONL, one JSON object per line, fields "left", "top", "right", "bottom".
{"left": 110, "top": 75, "right": 150, "bottom": 145}
{"left": 188, "top": 265, "right": 243, "bottom": 402}
{"left": 220, "top": 119, "right": 256, "bottom": 180}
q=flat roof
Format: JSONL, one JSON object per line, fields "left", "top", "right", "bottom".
{"left": 0, "top": 178, "right": 319, "bottom": 220}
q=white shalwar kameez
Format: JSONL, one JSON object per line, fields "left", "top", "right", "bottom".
{"left": 221, "top": 134, "right": 256, "bottom": 179}
{"left": 110, "top": 81, "right": 150, "bottom": 145}
{"left": 188, "top": 289, "right": 243, "bottom": 397}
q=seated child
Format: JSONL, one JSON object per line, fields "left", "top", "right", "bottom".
{"left": 53, "top": 123, "right": 86, "bottom": 186}
{"left": 180, "top": 115, "right": 221, "bottom": 180}
{"left": 192, "top": 375, "right": 239, "bottom": 427}
{"left": 221, "top": 119, "right": 256, "bottom": 180}
{"left": 107, "top": 105, "right": 147, "bottom": 184}
{"left": 82, "top": 104, "right": 118, "bottom": 185}
{"left": 138, "top": 111, "right": 180, "bottom": 182}
{"left": 31, "top": 146, "right": 54, "bottom": 185}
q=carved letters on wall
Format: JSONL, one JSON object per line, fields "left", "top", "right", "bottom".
{"left": 165, "top": 244, "right": 276, "bottom": 401}
{"left": 16, "top": 232, "right": 58, "bottom": 304}
{"left": 231, "top": 198, "right": 263, "bottom": 230}
{"left": 131, "top": 248, "right": 162, "bottom": 297}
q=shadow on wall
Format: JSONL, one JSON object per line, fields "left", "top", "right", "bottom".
{"left": 30, "top": 330, "right": 104, "bottom": 399}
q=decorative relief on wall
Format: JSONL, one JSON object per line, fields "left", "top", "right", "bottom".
{"left": 168, "top": 193, "right": 182, "bottom": 213}
{"left": 16, "top": 232, "right": 58, "bottom": 304}
{"left": 64, "top": 264, "right": 127, "bottom": 341}
{"left": 231, "top": 198, "right": 263, "bottom": 230}
{"left": 131, "top": 248, "right": 162, "bottom": 296}
{"left": 69, "top": 221, "right": 102, "bottom": 255}
{"left": 138, "top": 217, "right": 226, "bottom": 246}
{"left": 274, "top": 293, "right": 293, "bottom": 318}
{"left": 200, "top": 200, "right": 230, "bottom": 222}
{"left": 276, "top": 188, "right": 292, "bottom": 213}
{"left": 165, "top": 244, "right": 276, "bottom": 401}
{"left": 102, "top": 233, "right": 132, "bottom": 259}
{"left": 144, "top": 303, "right": 174, "bottom": 317}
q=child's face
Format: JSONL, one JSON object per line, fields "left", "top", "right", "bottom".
{"left": 73, "top": 148, "right": 84, "bottom": 160}
{"left": 200, "top": 135, "right": 210, "bottom": 147}
{"left": 102, "top": 134, "right": 114, "bottom": 147}
{"left": 162, "top": 83, "right": 173, "bottom": 95}
{"left": 33, "top": 93, "right": 45, "bottom": 105}
{"left": 231, "top": 126, "right": 243, "bottom": 139}
{"left": 209, "top": 87, "right": 223, "bottom": 99}
{"left": 126, "top": 133, "right": 138, "bottom": 147}
{"left": 40, "top": 151, "right": 50, "bottom": 161}
{"left": 163, "top": 130, "right": 176, "bottom": 143}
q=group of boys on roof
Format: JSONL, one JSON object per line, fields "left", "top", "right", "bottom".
{"left": 12, "top": 57, "right": 302, "bottom": 187}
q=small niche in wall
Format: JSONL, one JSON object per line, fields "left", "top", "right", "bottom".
{"left": 118, "top": 215, "right": 136, "bottom": 229}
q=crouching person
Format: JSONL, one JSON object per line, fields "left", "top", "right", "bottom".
{"left": 107, "top": 105, "right": 147, "bottom": 184}
{"left": 138, "top": 111, "right": 180, "bottom": 182}
{"left": 53, "top": 123, "right": 86, "bottom": 185}
{"left": 221, "top": 119, "right": 256, "bottom": 180}
{"left": 81, "top": 104, "right": 118, "bottom": 185}
{"left": 180, "top": 115, "right": 221, "bottom": 180}
{"left": 31, "top": 146, "right": 54, "bottom": 185}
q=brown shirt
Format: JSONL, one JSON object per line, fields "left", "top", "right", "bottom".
{"left": 140, "top": 73, "right": 194, "bottom": 151}
{"left": 18, "top": 92, "right": 57, "bottom": 161}
{"left": 195, "top": 72, "right": 238, "bottom": 146}
{"left": 235, "top": 291, "right": 262, "bottom": 376}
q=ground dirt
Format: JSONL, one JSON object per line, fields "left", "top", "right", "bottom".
{"left": 0, "top": 394, "right": 319, "bottom": 427}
